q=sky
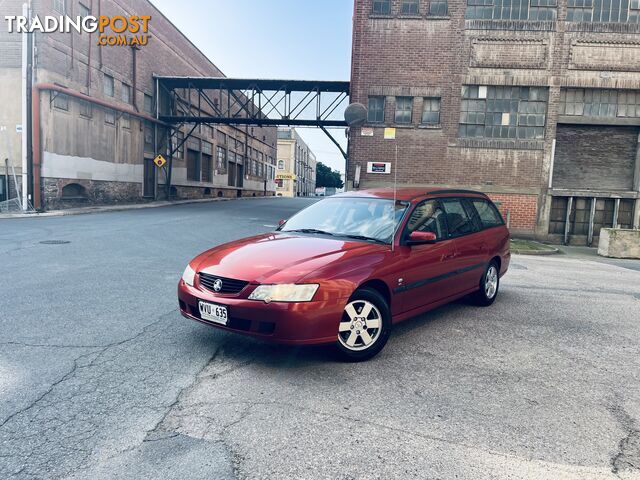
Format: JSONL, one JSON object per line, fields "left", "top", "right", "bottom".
{"left": 151, "top": 0, "right": 353, "bottom": 174}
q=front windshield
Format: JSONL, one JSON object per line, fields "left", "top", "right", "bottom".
{"left": 281, "top": 197, "right": 409, "bottom": 244}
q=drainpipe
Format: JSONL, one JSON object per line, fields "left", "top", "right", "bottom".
{"left": 31, "top": 83, "right": 165, "bottom": 210}
{"left": 21, "top": 1, "right": 30, "bottom": 210}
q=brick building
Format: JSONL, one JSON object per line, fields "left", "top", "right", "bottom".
{"left": 0, "top": 0, "right": 277, "bottom": 211}
{"left": 276, "top": 128, "right": 317, "bottom": 197}
{"left": 349, "top": 0, "right": 640, "bottom": 244}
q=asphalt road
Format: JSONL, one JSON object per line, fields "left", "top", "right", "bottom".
{"left": 1, "top": 198, "right": 639, "bottom": 480}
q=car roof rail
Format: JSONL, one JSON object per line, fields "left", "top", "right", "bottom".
{"left": 427, "top": 189, "right": 489, "bottom": 197}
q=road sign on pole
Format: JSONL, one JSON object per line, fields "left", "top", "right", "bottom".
{"left": 154, "top": 155, "right": 167, "bottom": 168}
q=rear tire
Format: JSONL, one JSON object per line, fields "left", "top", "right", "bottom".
{"left": 336, "top": 287, "right": 391, "bottom": 362}
{"left": 473, "top": 261, "right": 500, "bottom": 306}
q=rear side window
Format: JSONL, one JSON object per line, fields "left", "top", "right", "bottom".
{"left": 441, "top": 199, "right": 477, "bottom": 237}
{"left": 471, "top": 199, "right": 504, "bottom": 229}
{"left": 407, "top": 200, "right": 448, "bottom": 240}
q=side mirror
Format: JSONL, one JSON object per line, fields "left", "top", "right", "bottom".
{"left": 408, "top": 231, "right": 437, "bottom": 245}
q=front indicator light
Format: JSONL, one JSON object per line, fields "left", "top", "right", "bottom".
{"left": 248, "top": 284, "right": 319, "bottom": 303}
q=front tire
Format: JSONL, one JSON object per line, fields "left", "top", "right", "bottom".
{"left": 336, "top": 288, "right": 391, "bottom": 362}
{"left": 473, "top": 261, "right": 500, "bottom": 306}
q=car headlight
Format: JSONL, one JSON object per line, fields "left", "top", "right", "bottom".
{"left": 248, "top": 284, "right": 319, "bottom": 303}
{"left": 182, "top": 264, "right": 196, "bottom": 287}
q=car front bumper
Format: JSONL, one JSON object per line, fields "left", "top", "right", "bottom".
{"left": 177, "top": 280, "right": 349, "bottom": 345}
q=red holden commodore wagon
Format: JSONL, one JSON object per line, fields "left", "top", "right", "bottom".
{"left": 178, "top": 188, "right": 510, "bottom": 361}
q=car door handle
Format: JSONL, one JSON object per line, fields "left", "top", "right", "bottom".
{"left": 442, "top": 252, "right": 457, "bottom": 260}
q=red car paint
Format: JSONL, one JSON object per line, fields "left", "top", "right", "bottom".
{"left": 177, "top": 188, "right": 510, "bottom": 345}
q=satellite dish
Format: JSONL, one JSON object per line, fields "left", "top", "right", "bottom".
{"left": 344, "top": 103, "right": 367, "bottom": 127}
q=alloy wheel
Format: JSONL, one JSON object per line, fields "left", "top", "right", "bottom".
{"left": 338, "top": 300, "right": 382, "bottom": 352}
{"left": 485, "top": 265, "right": 498, "bottom": 299}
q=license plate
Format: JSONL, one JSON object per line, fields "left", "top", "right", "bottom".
{"left": 198, "top": 301, "right": 228, "bottom": 325}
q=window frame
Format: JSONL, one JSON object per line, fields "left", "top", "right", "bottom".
{"left": 401, "top": 199, "right": 450, "bottom": 244}
{"left": 395, "top": 96, "right": 414, "bottom": 125}
{"left": 367, "top": 96, "right": 385, "bottom": 124}
{"left": 53, "top": 0, "right": 65, "bottom": 14}
{"left": 121, "top": 83, "right": 132, "bottom": 104}
{"left": 372, "top": 0, "right": 392, "bottom": 15}
{"left": 468, "top": 198, "right": 505, "bottom": 230}
{"left": 401, "top": 0, "right": 420, "bottom": 15}
{"left": 421, "top": 97, "right": 442, "bottom": 126}
{"left": 439, "top": 197, "right": 480, "bottom": 238}
{"left": 103, "top": 74, "right": 115, "bottom": 98}
{"left": 52, "top": 92, "right": 69, "bottom": 111}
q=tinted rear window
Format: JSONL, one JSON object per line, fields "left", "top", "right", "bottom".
{"left": 441, "top": 199, "right": 477, "bottom": 236}
{"left": 471, "top": 199, "right": 504, "bottom": 228}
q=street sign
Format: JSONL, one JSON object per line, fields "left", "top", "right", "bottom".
{"left": 276, "top": 173, "right": 296, "bottom": 180}
{"left": 384, "top": 127, "right": 396, "bottom": 140}
{"left": 367, "top": 162, "right": 392, "bottom": 174}
{"left": 154, "top": 155, "right": 167, "bottom": 168}
{"left": 361, "top": 127, "right": 374, "bottom": 137}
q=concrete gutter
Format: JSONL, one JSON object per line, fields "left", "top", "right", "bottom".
{"left": 0, "top": 196, "right": 282, "bottom": 219}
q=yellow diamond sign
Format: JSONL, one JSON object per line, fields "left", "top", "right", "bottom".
{"left": 154, "top": 155, "right": 167, "bottom": 168}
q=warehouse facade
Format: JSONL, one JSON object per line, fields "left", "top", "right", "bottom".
{"left": 349, "top": 0, "right": 640, "bottom": 244}
{"left": 0, "top": 0, "right": 277, "bottom": 211}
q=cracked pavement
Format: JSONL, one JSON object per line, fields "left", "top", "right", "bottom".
{"left": 1, "top": 198, "right": 640, "bottom": 479}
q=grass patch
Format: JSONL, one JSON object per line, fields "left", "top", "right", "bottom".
{"left": 510, "top": 239, "right": 558, "bottom": 253}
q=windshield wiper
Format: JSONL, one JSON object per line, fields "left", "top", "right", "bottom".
{"left": 288, "top": 228, "right": 335, "bottom": 236}
{"left": 340, "top": 234, "right": 387, "bottom": 244}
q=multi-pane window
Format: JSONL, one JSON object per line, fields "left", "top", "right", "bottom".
{"left": 53, "top": 93, "right": 69, "bottom": 111}
{"left": 216, "top": 146, "right": 227, "bottom": 173}
{"left": 368, "top": 96, "right": 385, "bottom": 123}
{"left": 79, "top": 99, "right": 92, "bottom": 118}
{"left": 53, "top": 0, "right": 65, "bottom": 14}
{"left": 217, "top": 130, "right": 227, "bottom": 145}
{"left": 395, "top": 97, "right": 414, "bottom": 124}
{"left": 144, "top": 123, "right": 153, "bottom": 150}
{"left": 121, "top": 84, "right": 131, "bottom": 104}
{"left": 104, "top": 74, "right": 114, "bottom": 97}
{"left": 401, "top": 0, "right": 420, "bottom": 15}
{"left": 372, "top": 0, "right": 392, "bottom": 14}
{"left": 567, "top": 0, "right": 640, "bottom": 23}
{"left": 144, "top": 93, "right": 154, "bottom": 114}
{"left": 560, "top": 88, "right": 640, "bottom": 118}
{"left": 421, "top": 97, "right": 441, "bottom": 125}
{"left": 466, "top": 0, "right": 557, "bottom": 21}
{"left": 173, "top": 131, "right": 185, "bottom": 157}
{"left": 430, "top": 0, "right": 449, "bottom": 15}
{"left": 105, "top": 110, "right": 116, "bottom": 125}
{"left": 459, "top": 85, "right": 548, "bottom": 139}
{"left": 121, "top": 113, "right": 130, "bottom": 129}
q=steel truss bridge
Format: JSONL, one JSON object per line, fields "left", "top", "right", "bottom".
{"left": 153, "top": 76, "right": 350, "bottom": 197}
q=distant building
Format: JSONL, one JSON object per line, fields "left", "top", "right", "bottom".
{"left": 276, "top": 128, "right": 317, "bottom": 197}
{"left": 0, "top": 0, "right": 277, "bottom": 210}
{"left": 349, "top": 0, "right": 640, "bottom": 245}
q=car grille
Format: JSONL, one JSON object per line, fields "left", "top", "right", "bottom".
{"left": 198, "top": 273, "right": 249, "bottom": 294}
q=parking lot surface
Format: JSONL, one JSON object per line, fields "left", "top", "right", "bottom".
{"left": 1, "top": 198, "right": 639, "bottom": 480}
